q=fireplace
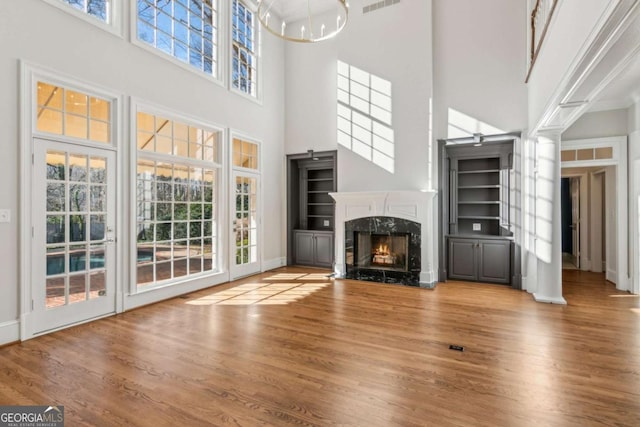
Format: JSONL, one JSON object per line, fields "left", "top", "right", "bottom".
{"left": 354, "top": 232, "right": 409, "bottom": 271}
{"left": 345, "top": 216, "right": 421, "bottom": 286}
{"left": 330, "top": 191, "right": 437, "bottom": 288}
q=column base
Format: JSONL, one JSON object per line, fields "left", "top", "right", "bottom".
{"left": 533, "top": 293, "right": 567, "bottom": 304}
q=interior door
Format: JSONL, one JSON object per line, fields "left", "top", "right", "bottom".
{"left": 230, "top": 171, "right": 260, "bottom": 279}
{"left": 31, "top": 139, "right": 117, "bottom": 334}
{"left": 570, "top": 177, "right": 580, "bottom": 269}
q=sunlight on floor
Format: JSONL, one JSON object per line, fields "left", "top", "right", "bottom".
{"left": 609, "top": 294, "right": 640, "bottom": 298}
{"left": 186, "top": 277, "right": 332, "bottom": 306}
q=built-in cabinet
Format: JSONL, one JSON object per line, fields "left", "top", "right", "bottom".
{"left": 439, "top": 135, "right": 519, "bottom": 286}
{"left": 286, "top": 151, "right": 337, "bottom": 268}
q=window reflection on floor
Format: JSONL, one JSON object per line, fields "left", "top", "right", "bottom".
{"left": 186, "top": 273, "right": 332, "bottom": 306}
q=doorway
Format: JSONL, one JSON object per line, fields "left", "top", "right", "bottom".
{"left": 31, "top": 139, "right": 117, "bottom": 334}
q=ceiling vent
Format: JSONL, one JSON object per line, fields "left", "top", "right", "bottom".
{"left": 363, "top": 0, "right": 400, "bottom": 14}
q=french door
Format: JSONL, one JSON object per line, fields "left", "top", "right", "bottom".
{"left": 31, "top": 138, "right": 117, "bottom": 334}
{"left": 230, "top": 171, "right": 260, "bottom": 279}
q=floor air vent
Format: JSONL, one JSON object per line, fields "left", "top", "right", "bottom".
{"left": 363, "top": 0, "right": 400, "bottom": 14}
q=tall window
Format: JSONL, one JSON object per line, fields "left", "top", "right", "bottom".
{"left": 232, "top": 0, "right": 257, "bottom": 97}
{"left": 136, "top": 110, "right": 221, "bottom": 288}
{"left": 55, "top": 0, "right": 110, "bottom": 22}
{"left": 137, "top": 0, "right": 219, "bottom": 77}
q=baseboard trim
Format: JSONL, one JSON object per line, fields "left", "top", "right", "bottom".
{"left": 262, "top": 257, "right": 286, "bottom": 272}
{"left": 533, "top": 293, "right": 567, "bottom": 305}
{"left": 0, "top": 320, "right": 20, "bottom": 346}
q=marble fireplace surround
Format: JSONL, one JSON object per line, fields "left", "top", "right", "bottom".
{"left": 329, "top": 191, "right": 438, "bottom": 288}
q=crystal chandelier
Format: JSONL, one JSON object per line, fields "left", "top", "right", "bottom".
{"left": 257, "top": 0, "right": 349, "bottom": 43}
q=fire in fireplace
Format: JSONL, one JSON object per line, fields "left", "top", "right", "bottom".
{"left": 354, "top": 232, "right": 409, "bottom": 272}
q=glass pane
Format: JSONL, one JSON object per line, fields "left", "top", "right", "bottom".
{"left": 175, "top": 139, "right": 188, "bottom": 157}
{"left": 69, "top": 245, "right": 87, "bottom": 272}
{"left": 69, "top": 214, "right": 87, "bottom": 242}
{"left": 189, "top": 257, "right": 202, "bottom": 274}
{"left": 156, "top": 261, "right": 172, "bottom": 281}
{"left": 46, "top": 151, "right": 66, "bottom": 180}
{"left": 138, "top": 131, "right": 155, "bottom": 150}
{"left": 46, "top": 277, "right": 66, "bottom": 308}
{"left": 89, "top": 271, "right": 106, "bottom": 299}
{"left": 37, "top": 109, "right": 63, "bottom": 134}
{"left": 137, "top": 111, "right": 155, "bottom": 132}
{"left": 46, "top": 246, "right": 65, "bottom": 276}
{"left": 174, "top": 222, "right": 187, "bottom": 239}
{"left": 65, "top": 90, "right": 88, "bottom": 115}
{"left": 156, "top": 223, "right": 172, "bottom": 241}
{"left": 189, "top": 142, "right": 202, "bottom": 160}
{"left": 46, "top": 215, "right": 65, "bottom": 244}
{"left": 156, "top": 136, "right": 173, "bottom": 154}
{"left": 90, "top": 215, "right": 105, "bottom": 241}
{"left": 37, "top": 82, "right": 63, "bottom": 110}
{"left": 156, "top": 242, "right": 172, "bottom": 262}
{"left": 69, "top": 184, "right": 87, "bottom": 211}
{"left": 90, "top": 185, "right": 105, "bottom": 211}
{"left": 89, "top": 244, "right": 106, "bottom": 269}
{"left": 90, "top": 119, "right": 110, "bottom": 143}
{"left": 65, "top": 114, "right": 88, "bottom": 139}
{"left": 69, "top": 155, "right": 88, "bottom": 182}
{"left": 47, "top": 183, "right": 65, "bottom": 212}
{"left": 137, "top": 223, "right": 154, "bottom": 241}
{"left": 69, "top": 274, "right": 87, "bottom": 304}
{"left": 90, "top": 97, "right": 110, "bottom": 121}
{"left": 173, "top": 258, "right": 188, "bottom": 278}
{"left": 137, "top": 243, "right": 155, "bottom": 263}
{"left": 90, "top": 157, "right": 106, "bottom": 183}
{"left": 137, "top": 264, "right": 154, "bottom": 286}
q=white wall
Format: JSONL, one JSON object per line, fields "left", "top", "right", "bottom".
{"left": 285, "top": 0, "right": 433, "bottom": 192}
{"left": 0, "top": 0, "right": 285, "bottom": 339}
{"left": 562, "top": 109, "right": 628, "bottom": 140}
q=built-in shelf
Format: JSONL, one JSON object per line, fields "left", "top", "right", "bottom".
{"left": 458, "top": 201, "right": 500, "bottom": 205}
{"left": 458, "top": 216, "right": 501, "bottom": 220}
{"left": 458, "top": 185, "right": 501, "bottom": 189}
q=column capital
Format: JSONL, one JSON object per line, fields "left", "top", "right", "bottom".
{"left": 535, "top": 128, "right": 563, "bottom": 142}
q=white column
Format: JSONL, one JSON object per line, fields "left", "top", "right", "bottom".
{"left": 534, "top": 130, "right": 566, "bottom": 304}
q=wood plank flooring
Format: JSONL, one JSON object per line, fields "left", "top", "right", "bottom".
{"left": 1, "top": 267, "right": 640, "bottom": 426}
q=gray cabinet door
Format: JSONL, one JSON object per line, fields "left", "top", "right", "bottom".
{"left": 478, "top": 239, "right": 511, "bottom": 284}
{"left": 294, "top": 231, "right": 315, "bottom": 265}
{"left": 448, "top": 238, "right": 477, "bottom": 281}
{"left": 314, "top": 233, "right": 334, "bottom": 268}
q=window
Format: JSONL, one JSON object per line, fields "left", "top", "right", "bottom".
{"left": 232, "top": 138, "right": 258, "bottom": 169}
{"left": 232, "top": 0, "right": 257, "bottom": 97}
{"left": 137, "top": 0, "right": 218, "bottom": 77}
{"left": 53, "top": 0, "right": 111, "bottom": 22}
{"left": 337, "top": 61, "right": 395, "bottom": 173}
{"left": 36, "top": 81, "right": 112, "bottom": 144}
{"left": 135, "top": 110, "right": 221, "bottom": 288}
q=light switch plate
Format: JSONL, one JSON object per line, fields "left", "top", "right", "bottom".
{"left": 0, "top": 209, "right": 10, "bottom": 223}
{"left": 472, "top": 223, "right": 481, "bottom": 231}
{"left": 323, "top": 220, "right": 330, "bottom": 227}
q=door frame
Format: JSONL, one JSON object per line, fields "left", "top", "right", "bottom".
{"left": 20, "top": 63, "right": 124, "bottom": 340}
{"left": 229, "top": 130, "right": 262, "bottom": 280}
{"left": 561, "top": 136, "right": 628, "bottom": 291}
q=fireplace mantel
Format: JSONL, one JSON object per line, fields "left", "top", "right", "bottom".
{"left": 329, "top": 190, "right": 438, "bottom": 288}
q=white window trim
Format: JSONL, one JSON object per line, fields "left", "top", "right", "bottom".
{"left": 41, "top": 0, "right": 123, "bottom": 37}
{"left": 128, "top": 98, "right": 229, "bottom": 301}
{"left": 129, "top": 0, "right": 226, "bottom": 89}
{"left": 229, "top": 0, "right": 263, "bottom": 105}
{"left": 19, "top": 61, "right": 125, "bottom": 339}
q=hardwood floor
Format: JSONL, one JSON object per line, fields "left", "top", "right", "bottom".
{"left": 1, "top": 267, "right": 640, "bottom": 426}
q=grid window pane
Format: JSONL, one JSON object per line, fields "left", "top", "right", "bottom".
{"left": 59, "top": 0, "right": 110, "bottom": 22}
{"left": 136, "top": 109, "right": 220, "bottom": 288}
{"left": 137, "top": 0, "right": 218, "bottom": 78}
{"left": 232, "top": 0, "right": 257, "bottom": 97}
{"left": 36, "top": 81, "right": 112, "bottom": 144}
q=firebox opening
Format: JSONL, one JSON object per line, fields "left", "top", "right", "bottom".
{"left": 354, "top": 232, "right": 410, "bottom": 272}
